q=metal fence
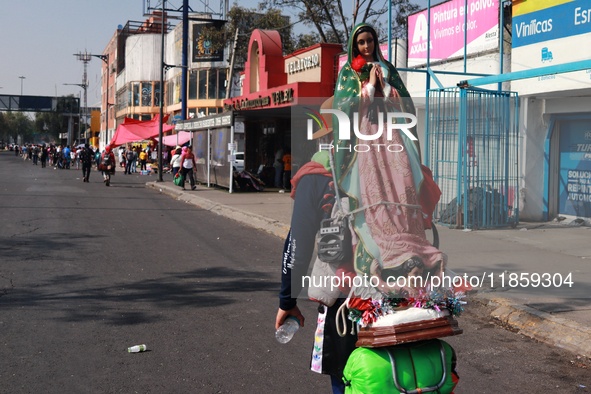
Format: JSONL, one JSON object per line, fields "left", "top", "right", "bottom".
{"left": 427, "top": 87, "right": 520, "bottom": 229}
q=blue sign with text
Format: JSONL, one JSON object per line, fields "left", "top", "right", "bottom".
{"left": 513, "top": 2, "right": 591, "bottom": 48}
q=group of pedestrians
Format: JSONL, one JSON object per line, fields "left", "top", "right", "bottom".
{"left": 9, "top": 141, "right": 196, "bottom": 190}
{"left": 13, "top": 143, "right": 84, "bottom": 170}
{"left": 10, "top": 142, "right": 120, "bottom": 186}
{"left": 116, "top": 145, "right": 157, "bottom": 175}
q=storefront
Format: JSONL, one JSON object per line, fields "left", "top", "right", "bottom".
{"left": 222, "top": 29, "right": 342, "bottom": 187}
{"left": 174, "top": 30, "right": 342, "bottom": 189}
{"left": 546, "top": 114, "right": 591, "bottom": 220}
{"left": 511, "top": 0, "right": 591, "bottom": 222}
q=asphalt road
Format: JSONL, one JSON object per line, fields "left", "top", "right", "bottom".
{"left": 0, "top": 151, "right": 589, "bottom": 394}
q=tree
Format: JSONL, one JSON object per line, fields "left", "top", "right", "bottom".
{"left": 2, "top": 112, "right": 34, "bottom": 144}
{"left": 34, "top": 110, "right": 66, "bottom": 142}
{"left": 260, "top": 0, "right": 420, "bottom": 45}
{"left": 201, "top": 5, "right": 297, "bottom": 72}
{"left": 294, "top": 32, "right": 322, "bottom": 49}
{"left": 0, "top": 112, "right": 9, "bottom": 143}
{"left": 390, "top": 1, "right": 421, "bottom": 38}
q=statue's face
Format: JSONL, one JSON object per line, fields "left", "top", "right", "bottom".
{"left": 356, "top": 32, "right": 375, "bottom": 62}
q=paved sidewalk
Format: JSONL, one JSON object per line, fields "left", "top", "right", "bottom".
{"left": 147, "top": 181, "right": 591, "bottom": 358}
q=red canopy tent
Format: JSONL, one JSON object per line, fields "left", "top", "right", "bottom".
{"left": 108, "top": 114, "right": 175, "bottom": 148}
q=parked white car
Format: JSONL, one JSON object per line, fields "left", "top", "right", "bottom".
{"left": 233, "top": 152, "right": 244, "bottom": 171}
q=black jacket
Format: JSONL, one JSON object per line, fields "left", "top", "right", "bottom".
{"left": 279, "top": 174, "right": 335, "bottom": 310}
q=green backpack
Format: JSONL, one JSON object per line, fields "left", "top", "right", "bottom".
{"left": 343, "top": 339, "right": 458, "bottom": 394}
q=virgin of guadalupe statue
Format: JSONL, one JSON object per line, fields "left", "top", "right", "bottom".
{"left": 333, "top": 23, "right": 446, "bottom": 295}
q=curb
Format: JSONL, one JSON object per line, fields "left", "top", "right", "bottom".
{"left": 470, "top": 293, "right": 591, "bottom": 358}
{"left": 147, "top": 182, "right": 290, "bottom": 239}
{"left": 147, "top": 181, "right": 591, "bottom": 359}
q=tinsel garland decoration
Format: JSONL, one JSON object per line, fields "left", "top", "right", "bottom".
{"left": 347, "top": 288, "right": 467, "bottom": 327}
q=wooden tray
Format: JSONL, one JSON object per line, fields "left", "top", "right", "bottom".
{"left": 356, "top": 316, "right": 463, "bottom": 348}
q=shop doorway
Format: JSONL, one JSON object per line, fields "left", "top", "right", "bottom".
{"left": 548, "top": 116, "right": 591, "bottom": 219}
{"left": 238, "top": 108, "right": 291, "bottom": 187}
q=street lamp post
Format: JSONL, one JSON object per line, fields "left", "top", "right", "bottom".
{"left": 157, "top": 2, "right": 186, "bottom": 182}
{"left": 159, "top": 62, "right": 186, "bottom": 180}
{"left": 158, "top": 0, "right": 167, "bottom": 182}
{"left": 89, "top": 54, "right": 109, "bottom": 148}
{"left": 18, "top": 76, "right": 25, "bottom": 95}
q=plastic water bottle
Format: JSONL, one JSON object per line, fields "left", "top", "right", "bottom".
{"left": 128, "top": 344, "right": 147, "bottom": 353}
{"left": 275, "top": 316, "right": 300, "bottom": 344}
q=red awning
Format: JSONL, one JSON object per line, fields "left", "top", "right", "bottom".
{"left": 108, "top": 114, "right": 175, "bottom": 148}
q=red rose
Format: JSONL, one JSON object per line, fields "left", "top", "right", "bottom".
{"left": 351, "top": 55, "right": 366, "bottom": 73}
{"left": 348, "top": 297, "right": 373, "bottom": 311}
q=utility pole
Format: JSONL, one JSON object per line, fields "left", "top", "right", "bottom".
{"left": 181, "top": 0, "right": 188, "bottom": 120}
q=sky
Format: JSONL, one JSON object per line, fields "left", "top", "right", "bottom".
{"left": 0, "top": 0, "right": 265, "bottom": 104}
{"left": 0, "top": 0, "right": 437, "bottom": 106}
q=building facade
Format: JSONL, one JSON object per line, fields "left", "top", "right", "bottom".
{"left": 175, "top": 29, "right": 343, "bottom": 188}
{"left": 405, "top": 0, "right": 591, "bottom": 224}
{"left": 94, "top": 2, "right": 591, "bottom": 224}
{"left": 96, "top": 12, "right": 227, "bottom": 150}
{"left": 511, "top": 0, "right": 591, "bottom": 222}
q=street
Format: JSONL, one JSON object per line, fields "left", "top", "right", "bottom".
{"left": 0, "top": 151, "right": 589, "bottom": 394}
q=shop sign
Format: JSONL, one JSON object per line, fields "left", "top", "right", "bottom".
{"left": 513, "top": 1, "right": 591, "bottom": 48}
{"left": 272, "top": 88, "right": 294, "bottom": 105}
{"left": 226, "top": 88, "right": 294, "bottom": 110}
{"left": 226, "top": 95, "right": 271, "bottom": 111}
{"left": 511, "top": 0, "right": 591, "bottom": 94}
{"left": 176, "top": 114, "right": 232, "bottom": 130}
{"left": 287, "top": 53, "right": 320, "bottom": 74}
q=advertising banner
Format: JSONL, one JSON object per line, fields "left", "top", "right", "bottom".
{"left": 407, "top": 0, "right": 499, "bottom": 67}
{"left": 559, "top": 119, "right": 591, "bottom": 217}
{"left": 192, "top": 20, "right": 225, "bottom": 63}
